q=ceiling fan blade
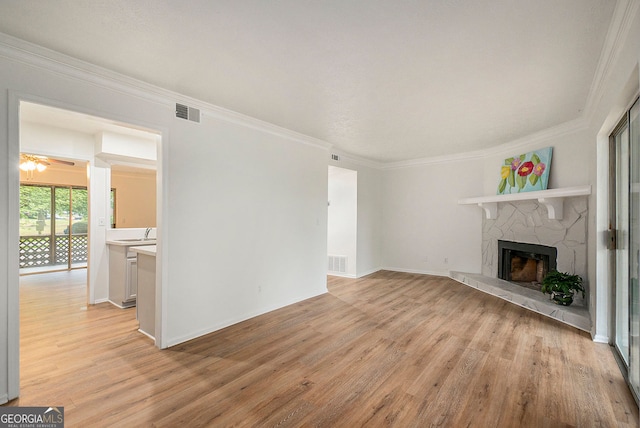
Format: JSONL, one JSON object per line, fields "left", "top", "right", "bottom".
{"left": 47, "top": 158, "right": 75, "bottom": 166}
{"left": 22, "top": 154, "right": 76, "bottom": 167}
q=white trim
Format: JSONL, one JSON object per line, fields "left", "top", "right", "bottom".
{"left": 383, "top": 267, "right": 450, "bottom": 277}
{"left": 585, "top": 0, "right": 640, "bottom": 123}
{"left": 328, "top": 149, "right": 385, "bottom": 170}
{"left": 0, "top": 32, "right": 331, "bottom": 154}
{"left": 137, "top": 329, "right": 155, "bottom": 341}
{"left": 7, "top": 92, "right": 20, "bottom": 400}
{"left": 458, "top": 185, "right": 592, "bottom": 220}
{"left": 592, "top": 334, "right": 610, "bottom": 344}
{"left": 356, "top": 267, "right": 383, "bottom": 278}
{"left": 165, "top": 290, "right": 327, "bottom": 348}
{"left": 383, "top": 118, "right": 587, "bottom": 170}
{"left": 0, "top": 32, "right": 601, "bottom": 172}
{"left": 458, "top": 185, "right": 592, "bottom": 205}
{"left": 327, "top": 273, "right": 357, "bottom": 279}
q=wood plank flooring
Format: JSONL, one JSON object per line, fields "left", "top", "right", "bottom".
{"left": 4, "top": 269, "right": 638, "bottom": 427}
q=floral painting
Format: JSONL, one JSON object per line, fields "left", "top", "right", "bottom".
{"left": 497, "top": 147, "right": 552, "bottom": 194}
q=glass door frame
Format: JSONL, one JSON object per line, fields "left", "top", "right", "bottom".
{"left": 609, "top": 96, "right": 640, "bottom": 404}
{"left": 19, "top": 183, "right": 88, "bottom": 274}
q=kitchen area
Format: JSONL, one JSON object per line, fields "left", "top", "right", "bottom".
{"left": 19, "top": 101, "right": 163, "bottom": 344}
{"left": 106, "top": 165, "right": 159, "bottom": 341}
{"left": 107, "top": 229, "right": 157, "bottom": 340}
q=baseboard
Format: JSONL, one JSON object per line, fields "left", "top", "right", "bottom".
{"left": 328, "top": 268, "right": 383, "bottom": 278}
{"left": 382, "top": 266, "right": 449, "bottom": 277}
{"left": 356, "top": 267, "right": 383, "bottom": 278}
{"left": 592, "top": 334, "right": 610, "bottom": 344}
{"left": 327, "top": 272, "right": 357, "bottom": 278}
{"left": 165, "top": 289, "right": 328, "bottom": 348}
{"left": 107, "top": 300, "right": 126, "bottom": 309}
{"left": 0, "top": 393, "right": 8, "bottom": 405}
{"left": 138, "top": 329, "right": 155, "bottom": 341}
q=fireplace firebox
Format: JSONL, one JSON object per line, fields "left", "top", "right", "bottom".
{"left": 498, "top": 240, "right": 557, "bottom": 290}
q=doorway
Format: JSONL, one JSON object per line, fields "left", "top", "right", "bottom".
{"left": 12, "top": 99, "right": 163, "bottom": 401}
{"left": 610, "top": 96, "right": 640, "bottom": 403}
{"left": 327, "top": 166, "right": 357, "bottom": 277}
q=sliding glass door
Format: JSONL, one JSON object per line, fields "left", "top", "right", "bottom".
{"left": 19, "top": 184, "right": 88, "bottom": 273}
{"left": 611, "top": 97, "right": 640, "bottom": 402}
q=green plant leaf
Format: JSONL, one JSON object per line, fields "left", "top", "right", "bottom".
{"left": 505, "top": 157, "right": 514, "bottom": 165}
{"left": 498, "top": 178, "right": 507, "bottom": 194}
{"left": 519, "top": 154, "right": 526, "bottom": 161}
{"left": 529, "top": 174, "right": 538, "bottom": 186}
{"left": 531, "top": 153, "right": 540, "bottom": 164}
{"left": 508, "top": 171, "right": 515, "bottom": 187}
{"left": 517, "top": 174, "right": 526, "bottom": 189}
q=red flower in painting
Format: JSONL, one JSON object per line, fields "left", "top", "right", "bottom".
{"left": 518, "top": 161, "right": 534, "bottom": 176}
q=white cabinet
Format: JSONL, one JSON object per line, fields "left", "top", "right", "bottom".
{"left": 126, "top": 256, "right": 138, "bottom": 301}
{"left": 107, "top": 243, "right": 153, "bottom": 308}
{"left": 133, "top": 249, "right": 156, "bottom": 339}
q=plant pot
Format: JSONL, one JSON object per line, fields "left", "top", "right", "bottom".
{"left": 551, "top": 291, "right": 573, "bottom": 306}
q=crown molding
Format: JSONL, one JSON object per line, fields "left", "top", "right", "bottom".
{"left": 328, "top": 149, "right": 385, "bottom": 170}
{"left": 383, "top": 117, "right": 588, "bottom": 170}
{"left": 0, "top": 15, "right": 623, "bottom": 171}
{"left": 0, "top": 33, "right": 172, "bottom": 108}
{"left": 0, "top": 32, "right": 331, "bottom": 152}
{"left": 584, "top": 0, "right": 640, "bottom": 123}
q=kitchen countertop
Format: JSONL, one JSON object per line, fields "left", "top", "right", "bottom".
{"left": 129, "top": 245, "right": 157, "bottom": 257}
{"left": 106, "top": 239, "right": 156, "bottom": 247}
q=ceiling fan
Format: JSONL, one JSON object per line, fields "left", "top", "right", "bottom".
{"left": 20, "top": 153, "right": 75, "bottom": 167}
{"left": 20, "top": 153, "right": 75, "bottom": 178}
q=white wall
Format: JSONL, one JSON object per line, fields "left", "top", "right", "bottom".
{"left": 0, "top": 36, "right": 331, "bottom": 402}
{"left": 382, "top": 158, "right": 484, "bottom": 276}
{"left": 164, "top": 116, "right": 329, "bottom": 345}
{"left": 328, "top": 166, "right": 357, "bottom": 277}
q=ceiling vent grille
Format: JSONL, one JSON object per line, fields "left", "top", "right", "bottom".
{"left": 175, "top": 103, "right": 201, "bottom": 123}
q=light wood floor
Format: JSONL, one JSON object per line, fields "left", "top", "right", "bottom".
{"left": 5, "top": 269, "right": 638, "bottom": 427}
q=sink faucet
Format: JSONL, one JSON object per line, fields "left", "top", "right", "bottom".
{"left": 144, "top": 227, "right": 152, "bottom": 240}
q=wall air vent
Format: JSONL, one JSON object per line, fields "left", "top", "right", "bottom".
{"left": 328, "top": 255, "right": 347, "bottom": 273}
{"left": 331, "top": 153, "right": 340, "bottom": 161}
{"left": 175, "top": 103, "right": 201, "bottom": 123}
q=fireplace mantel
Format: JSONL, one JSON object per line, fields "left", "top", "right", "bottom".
{"left": 458, "top": 185, "right": 591, "bottom": 220}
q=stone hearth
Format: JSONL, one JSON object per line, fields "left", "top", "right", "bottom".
{"left": 450, "top": 271, "right": 590, "bottom": 332}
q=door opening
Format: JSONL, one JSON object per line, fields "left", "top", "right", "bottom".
{"left": 327, "top": 166, "right": 357, "bottom": 278}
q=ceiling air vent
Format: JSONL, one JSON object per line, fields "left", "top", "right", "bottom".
{"left": 331, "top": 153, "right": 340, "bottom": 161}
{"left": 175, "top": 103, "right": 201, "bottom": 123}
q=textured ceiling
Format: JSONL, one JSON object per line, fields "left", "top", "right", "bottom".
{"left": 0, "top": 0, "right": 617, "bottom": 162}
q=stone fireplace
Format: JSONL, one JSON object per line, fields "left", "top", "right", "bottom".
{"left": 452, "top": 190, "right": 591, "bottom": 332}
{"left": 482, "top": 197, "right": 588, "bottom": 301}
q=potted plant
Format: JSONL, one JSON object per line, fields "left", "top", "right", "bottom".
{"left": 541, "top": 270, "right": 585, "bottom": 306}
